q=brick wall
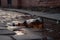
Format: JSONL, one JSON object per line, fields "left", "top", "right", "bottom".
{"left": 12, "top": 0, "right": 18, "bottom": 8}
{"left": 18, "top": 0, "right": 60, "bottom": 8}
{"left": 1, "top": 0, "right": 60, "bottom": 8}
{"left": 21, "top": 0, "right": 40, "bottom": 7}
{"left": 21, "top": 0, "right": 30, "bottom": 8}
{"left": 1, "top": 0, "right": 8, "bottom": 7}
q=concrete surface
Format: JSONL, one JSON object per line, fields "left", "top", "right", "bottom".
{"left": 0, "top": 29, "right": 15, "bottom": 35}
{"left": 0, "top": 8, "right": 54, "bottom": 40}
{"left": 12, "top": 28, "right": 42, "bottom": 40}
{"left": 5, "top": 8, "right": 60, "bottom": 20}
{"left": 0, "top": 36, "right": 13, "bottom": 40}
